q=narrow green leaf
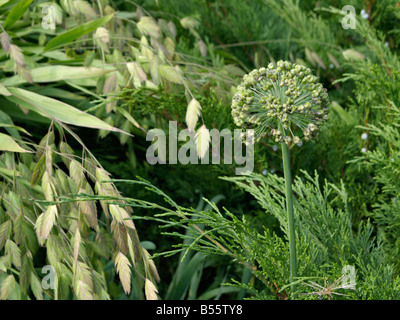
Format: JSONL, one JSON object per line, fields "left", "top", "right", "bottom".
{"left": 0, "top": 109, "right": 21, "bottom": 139}
{"left": 44, "top": 14, "right": 114, "bottom": 52}
{"left": 0, "top": 84, "right": 11, "bottom": 96}
{"left": 4, "top": 0, "right": 33, "bottom": 30}
{"left": 116, "top": 106, "right": 143, "bottom": 132}
{"left": 0, "top": 0, "right": 10, "bottom": 8}
{"left": 331, "top": 101, "right": 354, "bottom": 125}
{"left": 30, "top": 274, "right": 43, "bottom": 300}
{"left": 0, "top": 124, "right": 30, "bottom": 136}
{"left": 6, "top": 87, "right": 127, "bottom": 133}
{"left": 0, "top": 132, "right": 30, "bottom": 153}
{"left": 3, "top": 66, "right": 115, "bottom": 86}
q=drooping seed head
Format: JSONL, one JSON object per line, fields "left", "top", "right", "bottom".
{"left": 231, "top": 60, "right": 329, "bottom": 144}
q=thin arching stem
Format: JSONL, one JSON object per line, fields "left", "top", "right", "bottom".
{"left": 281, "top": 135, "right": 298, "bottom": 297}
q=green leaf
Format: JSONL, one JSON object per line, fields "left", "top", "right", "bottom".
{"left": 3, "top": 0, "right": 33, "bottom": 30}
{"left": 3, "top": 66, "right": 115, "bottom": 86}
{"left": 116, "top": 106, "right": 143, "bottom": 132}
{"left": 0, "top": 132, "right": 30, "bottom": 153}
{"left": 0, "top": 0, "right": 10, "bottom": 8}
{"left": 166, "top": 252, "right": 207, "bottom": 300}
{"left": 0, "top": 109, "right": 21, "bottom": 139}
{"left": 331, "top": 101, "right": 354, "bottom": 125}
{"left": 30, "top": 274, "right": 43, "bottom": 300}
{"left": 198, "top": 287, "right": 240, "bottom": 300}
{"left": 31, "top": 88, "right": 85, "bottom": 101}
{"left": 6, "top": 87, "right": 127, "bottom": 133}
{"left": 44, "top": 14, "right": 114, "bottom": 52}
{"left": 0, "top": 84, "right": 11, "bottom": 96}
{"left": 0, "top": 124, "right": 30, "bottom": 136}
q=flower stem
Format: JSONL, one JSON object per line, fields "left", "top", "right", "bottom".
{"left": 281, "top": 141, "right": 297, "bottom": 297}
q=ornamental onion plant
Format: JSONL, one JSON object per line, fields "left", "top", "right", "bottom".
{"left": 231, "top": 60, "right": 329, "bottom": 296}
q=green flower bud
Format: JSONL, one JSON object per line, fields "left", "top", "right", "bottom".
{"left": 231, "top": 60, "right": 329, "bottom": 143}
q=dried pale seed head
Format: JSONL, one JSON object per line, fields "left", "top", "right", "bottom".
{"left": 231, "top": 60, "right": 329, "bottom": 144}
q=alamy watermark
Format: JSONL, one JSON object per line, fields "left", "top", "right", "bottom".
{"left": 41, "top": 265, "right": 56, "bottom": 290}
{"left": 145, "top": 121, "right": 254, "bottom": 175}
{"left": 342, "top": 5, "right": 356, "bottom": 30}
{"left": 341, "top": 265, "right": 356, "bottom": 289}
{"left": 41, "top": 4, "right": 62, "bottom": 30}
{"left": 341, "top": 5, "right": 371, "bottom": 30}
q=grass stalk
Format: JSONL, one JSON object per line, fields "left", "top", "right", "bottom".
{"left": 281, "top": 141, "right": 298, "bottom": 296}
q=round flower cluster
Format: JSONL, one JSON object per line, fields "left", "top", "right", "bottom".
{"left": 231, "top": 60, "right": 329, "bottom": 144}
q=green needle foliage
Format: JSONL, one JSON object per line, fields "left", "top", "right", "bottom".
{"left": 1, "top": 0, "right": 400, "bottom": 301}
{"left": 106, "top": 173, "right": 400, "bottom": 299}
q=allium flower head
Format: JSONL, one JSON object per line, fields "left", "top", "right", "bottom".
{"left": 231, "top": 61, "right": 329, "bottom": 143}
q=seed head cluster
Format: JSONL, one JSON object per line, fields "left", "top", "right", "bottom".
{"left": 231, "top": 61, "right": 329, "bottom": 144}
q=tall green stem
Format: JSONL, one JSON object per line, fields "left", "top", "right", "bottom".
{"left": 281, "top": 141, "right": 297, "bottom": 296}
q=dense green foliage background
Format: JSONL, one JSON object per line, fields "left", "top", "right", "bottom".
{"left": 0, "top": 0, "right": 400, "bottom": 300}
